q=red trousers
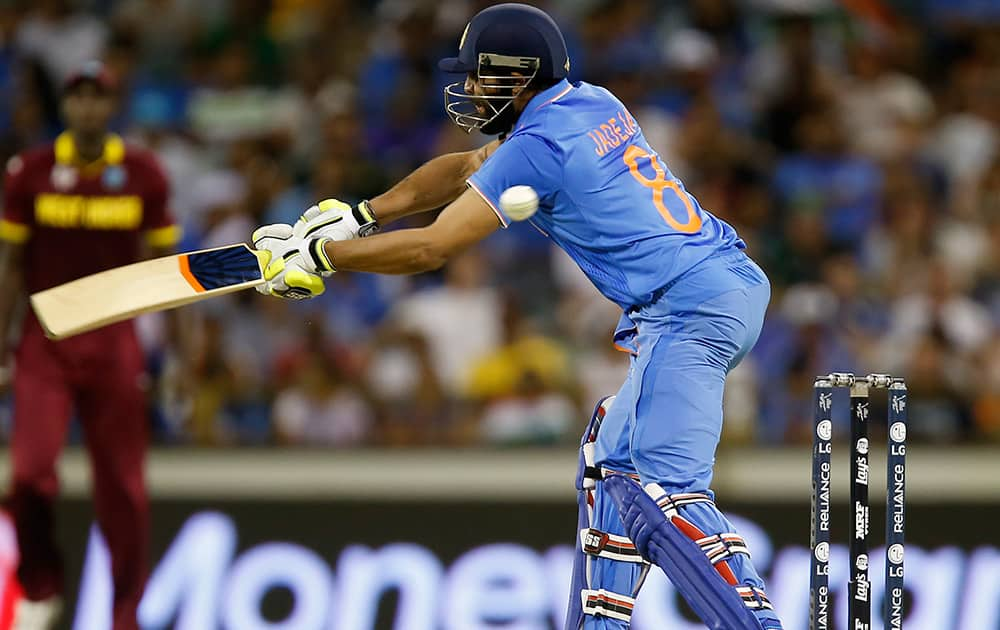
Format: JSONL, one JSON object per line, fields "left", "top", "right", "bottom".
{"left": 8, "top": 318, "right": 149, "bottom": 630}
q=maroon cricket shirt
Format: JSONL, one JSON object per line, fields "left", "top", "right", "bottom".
{"left": 1, "top": 132, "right": 178, "bottom": 294}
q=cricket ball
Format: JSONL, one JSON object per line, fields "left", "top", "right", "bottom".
{"left": 499, "top": 185, "right": 539, "bottom": 221}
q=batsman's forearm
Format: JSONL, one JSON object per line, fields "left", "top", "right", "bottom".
{"left": 369, "top": 141, "right": 498, "bottom": 224}
{"left": 324, "top": 229, "right": 447, "bottom": 275}
{"left": 369, "top": 153, "right": 472, "bottom": 224}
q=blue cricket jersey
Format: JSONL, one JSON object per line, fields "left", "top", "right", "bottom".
{"left": 468, "top": 79, "right": 745, "bottom": 310}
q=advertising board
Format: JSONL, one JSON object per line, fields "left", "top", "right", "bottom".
{"left": 2, "top": 499, "right": 994, "bottom": 630}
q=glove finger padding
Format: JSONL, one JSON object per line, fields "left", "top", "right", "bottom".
{"left": 260, "top": 251, "right": 287, "bottom": 281}
{"left": 281, "top": 266, "right": 325, "bottom": 298}
{"left": 252, "top": 250, "right": 273, "bottom": 295}
{"left": 252, "top": 224, "right": 297, "bottom": 295}
{"left": 261, "top": 259, "right": 326, "bottom": 300}
{"left": 295, "top": 199, "right": 352, "bottom": 239}
{"left": 300, "top": 198, "right": 351, "bottom": 222}
{"left": 252, "top": 223, "right": 295, "bottom": 245}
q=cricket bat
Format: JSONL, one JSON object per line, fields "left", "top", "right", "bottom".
{"left": 30, "top": 243, "right": 266, "bottom": 340}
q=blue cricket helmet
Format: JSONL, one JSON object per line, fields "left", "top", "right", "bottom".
{"left": 439, "top": 3, "right": 570, "bottom": 81}
{"left": 440, "top": 3, "right": 570, "bottom": 135}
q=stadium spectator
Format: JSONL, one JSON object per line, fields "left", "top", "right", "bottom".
{"left": 273, "top": 348, "right": 374, "bottom": 446}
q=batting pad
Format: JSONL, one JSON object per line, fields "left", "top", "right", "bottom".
{"left": 604, "top": 474, "right": 783, "bottom": 630}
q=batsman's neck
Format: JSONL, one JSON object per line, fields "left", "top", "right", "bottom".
{"left": 513, "top": 87, "right": 542, "bottom": 113}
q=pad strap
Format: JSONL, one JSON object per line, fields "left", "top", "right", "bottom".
{"left": 581, "top": 443, "right": 600, "bottom": 489}
{"left": 696, "top": 532, "right": 752, "bottom": 564}
{"left": 653, "top": 491, "right": 716, "bottom": 517}
{"left": 579, "top": 400, "right": 610, "bottom": 490}
{"left": 580, "top": 527, "right": 644, "bottom": 563}
{"left": 644, "top": 482, "right": 772, "bottom": 615}
{"left": 583, "top": 465, "right": 641, "bottom": 491}
{"left": 602, "top": 467, "right": 641, "bottom": 481}
{"left": 581, "top": 589, "right": 635, "bottom": 623}
{"left": 645, "top": 483, "right": 757, "bottom": 591}
{"left": 737, "top": 586, "right": 775, "bottom": 611}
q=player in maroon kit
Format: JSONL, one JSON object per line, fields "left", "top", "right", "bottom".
{"left": 0, "top": 62, "right": 179, "bottom": 629}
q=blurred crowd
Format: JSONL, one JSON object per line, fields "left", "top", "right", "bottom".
{"left": 0, "top": 0, "right": 998, "bottom": 447}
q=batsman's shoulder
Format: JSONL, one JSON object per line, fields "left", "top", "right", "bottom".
{"left": 504, "top": 128, "right": 563, "bottom": 158}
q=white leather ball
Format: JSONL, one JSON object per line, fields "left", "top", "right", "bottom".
{"left": 499, "top": 185, "right": 539, "bottom": 221}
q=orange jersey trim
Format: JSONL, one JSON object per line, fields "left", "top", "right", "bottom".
{"left": 613, "top": 342, "right": 637, "bottom": 356}
{"left": 539, "top": 84, "right": 573, "bottom": 109}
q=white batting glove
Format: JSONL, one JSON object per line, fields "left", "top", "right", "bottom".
{"left": 297, "top": 198, "right": 380, "bottom": 242}
{"left": 251, "top": 224, "right": 326, "bottom": 299}
{"left": 251, "top": 199, "right": 379, "bottom": 297}
{"left": 291, "top": 199, "right": 380, "bottom": 275}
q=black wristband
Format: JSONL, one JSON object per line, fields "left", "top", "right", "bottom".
{"left": 308, "top": 237, "right": 336, "bottom": 273}
{"left": 353, "top": 200, "right": 381, "bottom": 237}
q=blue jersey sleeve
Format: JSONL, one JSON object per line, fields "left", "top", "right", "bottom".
{"left": 467, "top": 133, "right": 561, "bottom": 227}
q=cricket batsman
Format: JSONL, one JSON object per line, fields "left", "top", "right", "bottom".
{"left": 0, "top": 62, "right": 178, "bottom": 629}
{"left": 251, "top": 4, "right": 782, "bottom": 629}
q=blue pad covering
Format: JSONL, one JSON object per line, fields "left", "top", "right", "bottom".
{"left": 605, "top": 474, "right": 782, "bottom": 630}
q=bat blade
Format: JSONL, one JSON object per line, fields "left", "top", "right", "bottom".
{"left": 30, "top": 243, "right": 266, "bottom": 340}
